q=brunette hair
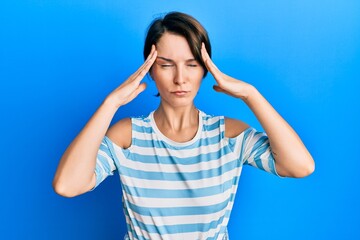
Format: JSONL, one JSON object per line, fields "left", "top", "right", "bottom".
{"left": 143, "top": 11, "right": 211, "bottom": 78}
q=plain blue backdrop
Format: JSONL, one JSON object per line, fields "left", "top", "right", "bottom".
{"left": 1, "top": 0, "right": 359, "bottom": 239}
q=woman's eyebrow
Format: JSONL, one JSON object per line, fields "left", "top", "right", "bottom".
{"left": 157, "top": 56, "right": 197, "bottom": 62}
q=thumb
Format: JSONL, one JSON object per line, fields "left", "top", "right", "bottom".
{"left": 137, "top": 82, "right": 147, "bottom": 93}
{"left": 133, "top": 82, "right": 147, "bottom": 97}
{"left": 123, "top": 82, "right": 147, "bottom": 105}
{"left": 213, "top": 85, "right": 224, "bottom": 92}
{"left": 213, "top": 84, "right": 239, "bottom": 98}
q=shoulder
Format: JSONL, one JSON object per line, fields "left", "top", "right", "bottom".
{"left": 224, "top": 117, "right": 250, "bottom": 138}
{"left": 105, "top": 118, "right": 132, "bottom": 149}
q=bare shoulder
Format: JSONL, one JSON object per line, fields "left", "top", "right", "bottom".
{"left": 224, "top": 117, "right": 250, "bottom": 138}
{"left": 105, "top": 118, "right": 132, "bottom": 149}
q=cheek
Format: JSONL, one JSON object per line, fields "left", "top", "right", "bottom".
{"left": 192, "top": 69, "right": 204, "bottom": 83}
{"left": 150, "top": 68, "right": 169, "bottom": 92}
{"left": 197, "top": 69, "right": 205, "bottom": 79}
{"left": 189, "top": 66, "right": 205, "bottom": 77}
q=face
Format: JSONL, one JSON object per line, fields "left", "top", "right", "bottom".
{"left": 150, "top": 32, "right": 204, "bottom": 108}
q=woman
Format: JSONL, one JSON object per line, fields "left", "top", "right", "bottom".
{"left": 53, "top": 11, "right": 314, "bottom": 240}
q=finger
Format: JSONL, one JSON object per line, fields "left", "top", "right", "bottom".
{"left": 134, "top": 49, "right": 157, "bottom": 80}
{"left": 213, "top": 85, "right": 231, "bottom": 95}
{"left": 202, "top": 45, "right": 220, "bottom": 72}
{"left": 131, "top": 82, "right": 147, "bottom": 100}
{"left": 128, "top": 45, "right": 156, "bottom": 76}
{"left": 213, "top": 85, "right": 223, "bottom": 92}
{"left": 126, "top": 46, "right": 157, "bottom": 83}
{"left": 201, "top": 42, "right": 209, "bottom": 66}
{"left": 122, "top": 82, "right": 147, "bottom": 105}
{"left": 201, "top": 43, "right": 214, "bottom": 66}
{"left": 213, "top": 85, "right": 238, "bottom": 98}
{"left": 132, "top": 45, "right": 157, "bottom": 81}
{"left": 131, "top": 45, "right": 156, "bottom": 76}
{"left": 134, "top": 82, "right": 147, "bottom": 95}
{"left": 145, "top": 44, "right": 156, "bottom": 62}
{"left": 201, "top": 43, "right": 222, "bottom": 79}
{"left": 142, "top": 44, "right": 157, "bottom": 68}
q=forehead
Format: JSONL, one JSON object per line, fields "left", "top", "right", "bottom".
{"left": 156, "top": 32, "right": 194, "bottom": 59}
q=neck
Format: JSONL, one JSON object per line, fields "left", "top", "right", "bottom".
{"left": 154, "top": 102, "right": 199, "bottom": 132}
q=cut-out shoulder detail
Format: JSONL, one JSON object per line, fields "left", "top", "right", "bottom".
{"left": 224, "top": 117, "right": 250, "bottom": 138}
{"left": 105, "top": 118, "right": 132, "bottom": 149}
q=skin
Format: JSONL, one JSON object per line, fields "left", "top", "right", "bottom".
{"left": 52, "top": 44, "right": 158, "bottom": 197}
{"left": 150, "top": 33, "right": 210, "bottom": 143}
{"left": 53, "top": 31, "right": 314, "bottom": 198}
{"left": 108, "top": 32, "right": 315, "bottom": 177}
{"left": 200, "top": 42, "right": 315, "bottom": 177}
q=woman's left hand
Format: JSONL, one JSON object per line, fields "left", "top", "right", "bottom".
{"left": 201, "top": 43, "right": 252, "bottom": 100}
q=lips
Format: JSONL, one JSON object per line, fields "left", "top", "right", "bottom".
{"left": 171, "top": 91, "right": 189, "bottom": 96}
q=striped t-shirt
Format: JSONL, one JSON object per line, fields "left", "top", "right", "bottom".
{"left": 93, "top": 109, "right": 281, "bottom": 240}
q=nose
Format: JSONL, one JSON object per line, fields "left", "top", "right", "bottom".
{"left": 173, "top": 66, "right": 186, "bottom": 85}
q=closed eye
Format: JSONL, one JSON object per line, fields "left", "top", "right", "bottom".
{"left": 160, "top": 64, "right": 174, "bottom": 68}
{"left": 162, "top": 64, "right": 197, "bottom": 67}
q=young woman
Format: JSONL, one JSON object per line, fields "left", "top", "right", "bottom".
{"left": 53, "top": 11, "right": 314, "bottom": 240}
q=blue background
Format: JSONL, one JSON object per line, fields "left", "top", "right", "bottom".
{"left": 1, "top": 0, "right": 359, "bottom": 239}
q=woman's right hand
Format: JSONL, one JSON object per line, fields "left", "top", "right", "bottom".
{"left": 105, "top": 45, "right": 157, "bottom": 109}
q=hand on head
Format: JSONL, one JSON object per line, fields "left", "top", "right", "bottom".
{"left": 105, "top": 45, "right": 157, "bottom": 108}
{"left": 201, "top": 42, "right": 252, "bottom": 100}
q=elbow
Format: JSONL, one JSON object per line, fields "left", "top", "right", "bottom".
{"left": 52, "top": 179, "right": 80, "bottom": 198}
{"left": 52, "top": 172, "right": 95, "bottom": 197}
{"left": 293, "top": 157, "right": 315, "bottom": 178}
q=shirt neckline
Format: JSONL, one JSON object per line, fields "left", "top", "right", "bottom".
{"left": 149, "top": 109, "right": 203, "bottom": 147}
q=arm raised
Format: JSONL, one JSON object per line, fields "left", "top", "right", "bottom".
{"left": 53, "top": 45, "right": 157, "bottom": 197}
{"left": 201, "top": 43, "right": 314, "bottom": 178}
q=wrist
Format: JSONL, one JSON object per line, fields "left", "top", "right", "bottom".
{"left": 240, "top": 84, "right": 257, "bottom": 102}
{"left": 101, "top": 97, "right": 121, "bottom": 112}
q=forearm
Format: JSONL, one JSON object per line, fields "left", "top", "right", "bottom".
{"left": 243, "top": 85, "right": 314, "bottom": 177}
{"left": 53, "top": 99, "right": 118, "bottom": 196}
{"left": 200, "top": 44, "right": 314, "bottom": 177}
{"left": 52, "top": 45, "right": 157, "bottom": 197}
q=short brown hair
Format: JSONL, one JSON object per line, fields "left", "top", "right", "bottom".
{"left": 143, "top": 11, "right": 211, "bottom": 78}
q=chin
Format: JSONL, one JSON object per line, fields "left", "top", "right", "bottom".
{"left": 161, "top": 95, "right": 195, "bottom": 108}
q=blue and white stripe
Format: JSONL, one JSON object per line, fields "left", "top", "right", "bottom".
{"left": 94, "top": 110, "right": 280, "bottom": 240}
